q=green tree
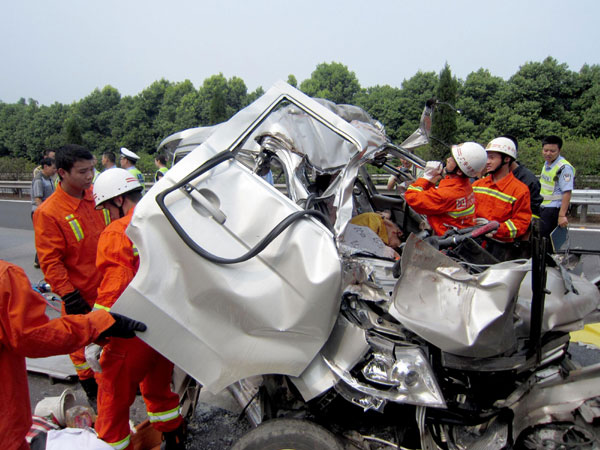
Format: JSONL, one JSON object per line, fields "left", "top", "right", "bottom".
{"left": 246, "top": 86, "right": 265, "bottom": 104}
{"left": 63, "top": 115, "right": 84, "bottom": 145}
{"left": 27, "top": 102, "right": 69, "bottom": 155}
{"left": 197, "top": 74, "right": 250, "bottom": 125}
{"left": 155, "top": 80, "right": 198, "bottom": 138}
{"left": 396, "top": 71, "right": 438, "bottom": 141}
{"left": 573, "top": 64, "right": 600, "bottom": 138}
{"left": 287, "top": 74, "right": 297, "bottom": 88}
{"left": 300, "top": 62, "right": 361, "bottom": 104}
{"left": 354, "top": 85, "right": 404, "bottom": 142}
{"left": 496, "top": 57, "right": 577, "bottom": 139}
{"left": 174, "top": 90, "right": 202, "bottom": 131}
{"left": 456, "top": 68, "right": 504, "bottom": 141}
{"left": 430, "top": 63, "right": 458, "bottom": 159}
{"left": 73, "top": 85, "right": 121, "bottom": 153}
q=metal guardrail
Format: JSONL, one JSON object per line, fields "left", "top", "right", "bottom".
{"left": 0, "top": 180, "right": 158, "bottom": 198}
{"left": 2, "top": 180, "right": 599, "bottom": 221}
{"left": 572, "top": 189, "right": 600, "bottom": 222}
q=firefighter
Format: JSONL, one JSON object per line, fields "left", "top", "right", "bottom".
{"left": 90, "top": 169, "right": 184, "bottom": 450}
{"left": 405, "top": 142, "right": 487, "bottom": 236}
{"left": 33, "top": 144, "right": 112, "bottom": 407}
{"left": 0, "top": 260, "right": 145, "bottom": 450}
{"left": 472, "top": 137, "right": 532, "bottom": 260}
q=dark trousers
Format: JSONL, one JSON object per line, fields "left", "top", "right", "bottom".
{"left": 31, "top": 211, "right": 39, "bottom": 266}
{"left": 539, "top": 207, "right": 560, "bottom": 239}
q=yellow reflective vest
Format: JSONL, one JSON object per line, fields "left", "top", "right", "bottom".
{"left": 540, "top": 157, "right": 574, "bottom": 206}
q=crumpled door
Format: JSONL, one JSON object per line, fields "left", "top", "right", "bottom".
{"left": 113, "top": 143, "right": 342, "bottom": 393}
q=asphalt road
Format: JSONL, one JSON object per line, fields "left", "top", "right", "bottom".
{"left": 0, "top": 200, "right": 150, "bottom": 421}
{"left": 0, "top": 199, "right": 245, "bottom": 449}
{"left": 3, "top": 198, "right": 600, "bottom": 449}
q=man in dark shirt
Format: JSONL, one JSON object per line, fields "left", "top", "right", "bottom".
{"left": 502, "top": 135, "right": 543, "bottom": 219}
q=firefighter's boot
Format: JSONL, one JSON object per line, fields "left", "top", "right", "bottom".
{"left": 161, "top": 422, "right": 186, "bottom": 450}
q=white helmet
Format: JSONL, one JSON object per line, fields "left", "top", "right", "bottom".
{"left": 93, "top": 168, "right": 142, "bottom": 208}
{"left": 451, "top": 142, "right": 487, "bottom": 177}
{"left": 485, "top": 137, "right": 517, "bottom": 159}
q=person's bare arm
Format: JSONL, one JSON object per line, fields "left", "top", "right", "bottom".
{"left": 558, "top": 191, "right": 572, "bottom": 227}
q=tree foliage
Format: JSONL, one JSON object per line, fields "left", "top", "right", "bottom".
{"left": 300, "top": 62, "right": 361, "bottom": 104}
{"left": 430, "top": 63, "right": 458, "bottom": 159}
{"left": 0, "top": 58, "right": 599, "bottom": 183}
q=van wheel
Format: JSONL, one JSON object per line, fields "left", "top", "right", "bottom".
{"left": 230, "top": 418, "right": 344, "bottom": 450}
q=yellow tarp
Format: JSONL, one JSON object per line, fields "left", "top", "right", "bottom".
{"left": 570, "top": 323, "right": 600, "bottom": 348}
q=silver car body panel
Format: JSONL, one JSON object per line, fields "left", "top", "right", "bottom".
{"left": 515, "top": 265, "right": 600, "bottom": 336}
{"left": 289, "top": 314, "right": 370, "bottom": 401}
{"left": 390, "top": 235, "right": 600, "bottom": 358}
{"left": 113, "top": 82, "right": 392, "bottom": 393}
{"left": 510, "top": 363, "right": 600, "bottom": 439}
{"left": 113, "top": 81, "right": 600, "bottom": 434}
{"left": 389, "top": 234, "right": 528, "bottom": 358}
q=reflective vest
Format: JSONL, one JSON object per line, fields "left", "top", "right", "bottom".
{"left": 540, "top": 157, "right": 575, "bottom": 206}
{"left": 154, "top": 166, "right": 168, "bottom": 182}
{"left": 127, "top": 167, "right": 145, "bottom": 192}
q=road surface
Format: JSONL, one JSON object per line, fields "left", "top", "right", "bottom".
{"left": 2, "top": 198, "right": 600, "bottom": 449}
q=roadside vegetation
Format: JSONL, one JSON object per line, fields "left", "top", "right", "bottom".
{"left": 0, "top": 57, "right": 598, "bottom": 187}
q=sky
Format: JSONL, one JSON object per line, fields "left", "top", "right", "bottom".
{"left": 1, "top": 0, "right": 599, "bottom": 105}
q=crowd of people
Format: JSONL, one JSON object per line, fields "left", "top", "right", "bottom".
{"left": 4, "top": 145, "right": 179, "bottom": 449}
{"left": 3, "top": 132, "right": 574, "bottom": 448}
{"left": 400, "top": 134, "right": 573, "bottom": 261}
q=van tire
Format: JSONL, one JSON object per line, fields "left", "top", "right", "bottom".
{"left": 230, "top": 418, "right": 344, "bottom": 450}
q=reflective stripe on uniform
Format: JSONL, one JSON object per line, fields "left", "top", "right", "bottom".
{"left": 505, "top": 219, "right": 518, "bottom": 238}
{"left": 73, "top": 361, "right": 90, "bottom": 371}
{"left": 148, "top": 406, "right": 181, "bottom": 423}
{"left": 106, "top": 434, "right": 131, "bottom": 450}
{"left": 65, "top": 214, "right": 84, "bottom": 241}
{"left": 93, "top": 303, "right": 111, "bottom": 312}
{"left": 447, "top": 204, "right": 475, "bottom": 218}
{"left": 102, "top": 209, "right": 111, "bottom": 226}
{"left": 472, "top": 186, "right": 516, "bottom": 204}
{"left": 407, "top": 185, "right": 423, "bottom": 192}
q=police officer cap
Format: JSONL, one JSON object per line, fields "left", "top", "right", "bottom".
{"left": 120, "top": 147, "right": 140, "bottom": 161}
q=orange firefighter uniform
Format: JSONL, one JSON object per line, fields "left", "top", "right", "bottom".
{"left": 472, "top": 172, "right": 532, "bottom": 242}
{"left": 0, "top": 260, "right": 114, "bottom": 450}
{"left": 93, "top": 208, "right": 182, "bottom": 450}
{"left": 405, "top": 176, "right": 476, "bottom": 236}
{"left": 33, "top": 183, "right": 110, "bottom": 380}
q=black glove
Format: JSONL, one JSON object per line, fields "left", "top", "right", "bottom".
{"left": 62, "top": 290, "right": 92, "bottom": 315}
{"left": 99, "top": 313, "right": 147, "bottom": 339}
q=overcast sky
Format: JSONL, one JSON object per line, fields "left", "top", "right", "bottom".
{"left": 1, "top": 0, "right": 598, "bottom": 105}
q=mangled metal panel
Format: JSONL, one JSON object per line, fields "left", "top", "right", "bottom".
{"left": 113, "top": 82, "right": 397, "bottom": 392}
{"left": 114, "top": 150, "right": 342, "bottom": 393}
{"left": 389, "top": 234, "right": 528, "bottom": 358}
{"left": 515, "top": 266, "right": 600, "bottom": 337}
{"left": 231, "top": 91, "right": 389, "bottom": 237}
